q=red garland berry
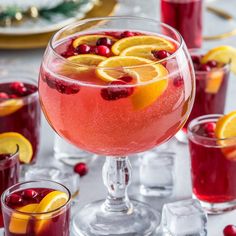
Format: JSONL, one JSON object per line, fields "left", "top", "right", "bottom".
{"left": 223, "top": 225, "right": 236, "bottom": 236}
{"left": 96, "top": 37, "right": 113, "bottom": 47}
{"left": 96, "top": 45, "right": 110, "bottom": 57}
{"left": 22, "top": 189, "right": 38, "bottom": 199}
{"left": 74, "top": 162, "right": 88, "bottom": 177}
{"left": 76, "top": 44, "right": 91, "bottom": 54}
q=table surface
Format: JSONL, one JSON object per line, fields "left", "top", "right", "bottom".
{"left": 1, "top": 0, "right": 236, "bottom": 235}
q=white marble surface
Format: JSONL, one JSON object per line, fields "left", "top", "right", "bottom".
{"left": 0, "top": 0, "right": 236, "bottom": 235}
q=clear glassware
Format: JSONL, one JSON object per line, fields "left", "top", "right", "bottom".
{"left": 38, "top": 17, "right": 195, "bottom": 235}
{"left": 188, "top": 114, "right": 236, "bottom": 213}
{"left": 0, "top": 145, "right": 20, "bottom": 229}
{"left": 161, "top": 199, "right": 207, "bottom": 236}
{"left": 1, "top": 180, "right": 71, "bottom": 236}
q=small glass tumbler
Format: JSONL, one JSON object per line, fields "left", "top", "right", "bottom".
{"left": 161, "top": 199, "right": 207, "bottom": 236}
{"left": 160, "top": 0, "right": 203, "bottom": 48}
{"left": 139, "top": 151, "right": 175, "bottom": 197}
{"left": 0, "top": 145, "right": 20, "bottom": 228}
{"left": 188, "top": 114, "right": 236, "bottom": 213}
{"left": 0, "top": 70, "right": 41, "bottom": 164}
{"left": 1, "top": 180, "right": 71, "bottom": 236}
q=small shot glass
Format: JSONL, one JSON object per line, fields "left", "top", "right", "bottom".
{"left": 139, "top": 150, "right": 175, "bottom": 197}
{"left": 161, "top": 199, "right": 207, "bottom": 236}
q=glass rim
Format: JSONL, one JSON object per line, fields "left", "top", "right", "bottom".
{"left": 0, "top": 144, "right": 19, "bottom": 164}
{"left": 49, "top": 16, "right": 184, "bottom": 70}
{"left": 187, "top": 114, "right": 236, "bottom": 142}
{"left": 1, "top": 179, "right": 71, "bottom": 216}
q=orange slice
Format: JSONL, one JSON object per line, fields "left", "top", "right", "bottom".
{"left": 73, "top": 34, "right": 117, "bottom": 48}
{"left": 201, "top": 46, "right": 236, "bottom": 74}
{"left": 9, "top": 203, "right": 38, "bottom": 234}
{"left": 96, "top": 56, "right": 169, "bottom": 109}
{"left": 205, "top": 69, "right": 224, "bottom": 94}
{"left": 0, "top": 99, "right": 23, "bottom": 117}
{"left": 111, "top": 36, "right": 175, "bottom": 55}
{"left": 68, "top": 54, "right": 106, "bottom": 66}
{"left": 0, "top": 132, "right": 33, "bottom": 164}
{"left": 35, "top": 190, "right": 69, "bottom": 233}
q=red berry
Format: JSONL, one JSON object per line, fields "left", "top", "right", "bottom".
{"left": 9, "top": 94, "right": 19, "bottom": 99}
{"left": 22, "top": 189, "right": 38, "bottom": 199}
{"left": 121, "top": 31, "right": 135, "bottom": 38}
{"left": 74, "top": 162, "right": 88, "bottom": 177}
{"left": 152, "top": 50, "right": 170, "bottom": 60}
{"left": 0, "top": 92, "right": 9, "bottom": 99}
{"left": 224, "top": 225, "right": 236, "bottom": 236}
{"left": 6, "top": 193, "right": 23, "bottom": 205}
{"left": 76, "top": 44, "right": 91, "bottom": 54}
{"left": 207, "top": 60, "right": 218, "bottom": 68}
{"left": 204, "top": 122, "right": 216, "bottom": 134}
{"left": 55, "top": 81, "right": 80, "bottom": 95}
{"left": 191, "top": 55, "right": 201, "bottom": 65}
{"left": 118, "top": 76, "right": 133, "bottom": 83}
{"left": 173, "top": 76, "right": 184, "bottom": 87}
{"left": 199, "top": 64, "right": 211, "bottom": 72}
{"left": 96, "top": 45, "right": 110, "bottom": 57}
{"left": 101, "top": 81, "right": 134, "bottom": 101}
{"left": 96, "top": 37, "right": 113, "bottom": 47}
{"left": 10, "top": 82, "right": 27, "bottom": 96}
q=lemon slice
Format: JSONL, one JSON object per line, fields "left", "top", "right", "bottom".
{"left": 0, "top": 132, "right": 33, "bottom": 164}
{"left": 201, "top": 46, "right": 236, "bottom": 74}
{"left": 0, "top": 99, "right": 23, "bottom": 117}
{"left": 111, "top": 35, "right": 175, "bottom": 55}
{"left": 205, "top": 69, "right": 224, "bottom": 94}
{"left": 120, "top": 45, "right": 166, "bottom": 60}
{"left": 68, "top": 54, "right": 106, "bottom": 66}
{"left": 96, "top": 56, "right": 169, "bottom": 109}
{"left": 35, "top": 191, "right": 69, "bottom": 233}
{"left": 73, "top": 34, "right": 117, "bottom": 48}
{"left": 9, "top": 203, "right": 38, "bottom": 234}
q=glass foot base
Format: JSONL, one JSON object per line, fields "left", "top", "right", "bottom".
{"left": 72, "top": 200, "right": 160, "bottom": 236}
{"left": 175, "top": 130, "right": 188, "bottom": 144}
{"left": 198, "top": 199, "right": 236, "bottom": 214}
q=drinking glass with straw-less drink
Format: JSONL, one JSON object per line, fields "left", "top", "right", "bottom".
{"left": 39, "top": 16, "right": 195, "bottom": 235}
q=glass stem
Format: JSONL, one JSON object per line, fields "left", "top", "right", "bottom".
{"left": 102, "top": 156, "right": 133, "bottom": 213}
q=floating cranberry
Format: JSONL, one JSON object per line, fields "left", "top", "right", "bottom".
{"left": 75, "top": 44, "right": 91, "bottom": 54}
{"left": 207, "top": 60, "right": 218, "bottom": 68}
{"left": 101, "top": 81, "right": 134, "bottom": 101}
{"left": 173, "top": 76, "right": 184, "bottom": 87}
{"left": 152, "top": 50, "right": 170, "bottom": 60}
{"left": 6, "top": 194, "right": 23, "bottom": 205}
{"left": 223, "top": 225, "right": 236, "bottom": 236}
{"left": 46, "top": 76, "right": 57, "bottom": 89}
{"left": 191, "top": 55, "right": 201, "bottom": 65}
{"left": 22, "top": 189, "right": 38, "bottom": 199}
{"left": 55, "top": 81, "right": 80, "bottom": 95}
{"left": 0, "top": 92, "right": 9, "bottom": 100}
{"left": 96, "top": 45, "right": 110, "bottom": 57}
{"left": 9, "top": 94, "right": 19, "bottom": 99}
{"left": 199, "top": 64, "right": 211, "bottom": 72}
{"left": 74, "top": 162, "right": 88, "bottom": 177}
{"left": 204, "top": 122, "right": 216, "bottom": 134}
{"left": 120, "top": 31, "right": 135, "bottom": 38}
{"left": 96, "top": 37, "right": 113, "bottom": 47}
{"left": 118, "top": 76, "right": 133, "bottom": 83}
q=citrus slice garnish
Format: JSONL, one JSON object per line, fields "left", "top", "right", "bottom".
{"left": 0, "top": 99, "right": 23, "bottom": 117}
{"left": 0, "top": 132, "right": 33, "bottom": 164}
{"left": 9, "top": 203, "right": 38, "bottom": 234}
{"left": 215, "top": 111, "right": 236, "bottom": 160}
{"left": 201, "top": 46, "right": 236, "bottom": 74}
{"left": 111, "top": 35, "right": 175, "bottom": 55}
{"left": 73, "top": 34, "right": 117, "bottom": 48}
{"left": 35, "top": 190, "right": 69, "bottom": 233}
{"left": 205, "top": 69, "right": 224, "bottom": 94}
{"left": 96, "top": 56, "right": 169, "bottom": 109}
{"left": 120, "top": 45, "right": 164, "bottom": 60}
{"left": 68, "top": 54, "right": 106, "bottom": 66}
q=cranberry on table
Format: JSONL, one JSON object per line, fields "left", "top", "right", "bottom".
{"left": 74, "top": 162, "right": 88, "bottom": 177}
{"left": 223, "top": 225, "right": 236, "bottom": 236}
{"left": 22, "top": 189, "right": 38, "bottom": 199}
{"left": 96, "top": 37, "right": 113, "bottom": 47}
{"left": 96, "top": 45, "right": 110, "bottom": 57}
{"left": 152, "top": 50, "right": 170, "bottom": 60}
{"left": 75, "top": 44, "right": 91, "bottom": 54}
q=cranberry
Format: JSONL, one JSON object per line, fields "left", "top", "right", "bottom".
{"left": 223, "top": 225, "right": 236, "bottom": 236}
{"left": 118, "top": 76, "right": 133, "bottom": 83}
{"left": 96, "top": 37, "right": 113, "bottom": 47}
{"left": 101, "top": 81, "right": 134, "bottom": 101}
{"left": 207, "top": 60, "right": 218, "bottom": 68}
{"left": 46, "top": 76, "right": 57, "bottom": 89}
{"left": 55, "top": 81, "right": 80, "bottom": 95}
{"left": 75, "top": 44, "right": 91, "bottom": 54}
{"left": 6, "top": 194, "right": 23, "bottom": 205}
{"left": 191, "top": 55, "right": 201, "bottom": 65}
{"left": 120, "top": 31, "right": 135, "bottom": 38}
{"left": 173, "top": 76, "right": 184, "bottom": 87}
{"left": 152, "top": 50, "right": 170, "bottom": 60}
{"left": 74, "top": 162, "right": 88, "bottom": 177}
{"left": 204, "top": 122, "right": 216, "bottom": 134}
{"left": 96, "top": 45, "right": 110, "bottom": 57}
{"left": 10, "top": 82, "right": 25, "bottom": 92}
{"left": 22, "top": 189, "right": 38, "bottom": 199}
{"left": 9, "top": 94, "right": 19, "bottom": 99}
{"left": 0, "top": 92, "right": 9, "bottom": 100}
{"left": 199, "top": 64, "right": 211, "bottom": 72}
